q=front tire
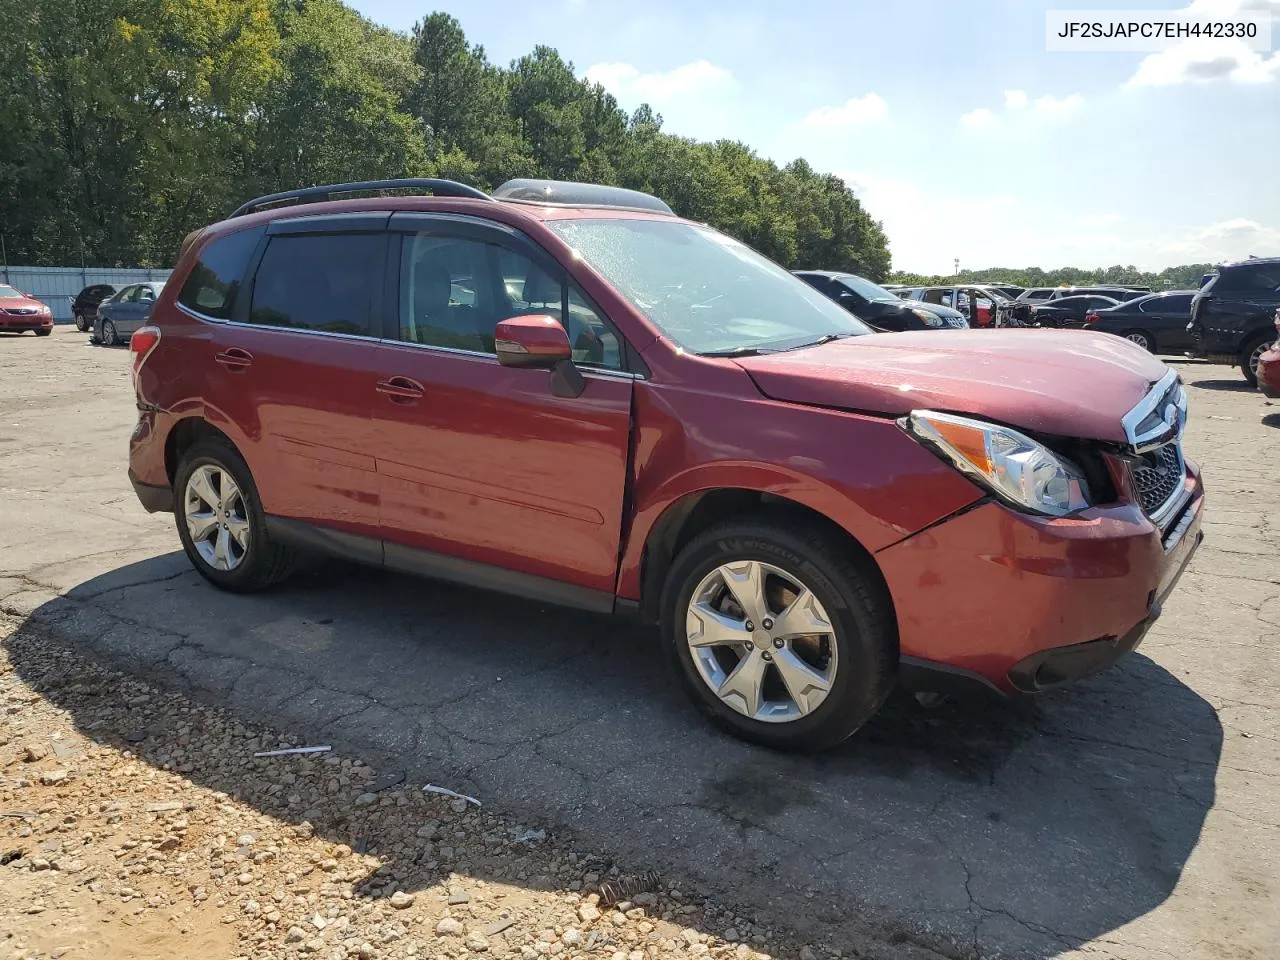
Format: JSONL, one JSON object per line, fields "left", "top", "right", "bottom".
{"left": 174, "top": 439, "right": 298, "bottom": 592}
{"left": 1242, "top": 334, "right": 1272, "bottom": 386}
{"left": 35, "top": 328, "right": 52, "bottom": 337}
{"left": 74, "top": 313, "right": 88, "bottom": 332}
{"left": 660, "top": 516, "right": 896, "bottom": 751}
{"left": 101, "top": 319, "right": 118, "bottom": 347}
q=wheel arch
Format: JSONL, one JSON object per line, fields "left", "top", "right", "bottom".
{"left": 165, "top": 417, "right": 244, "bottom": 488}
{"left": 634, "top": 487, "right": 896, "bottom": 635}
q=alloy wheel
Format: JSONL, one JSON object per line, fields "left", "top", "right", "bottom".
{"left": 102, "top": 321, "right": 117, "bottom": 346}
{"left": 1250, "top": 341, "right": 1268, "bottom": 379}
{"left": 685, "top": 560, "right": 838, "bottom": 723}
{"left": 1125, "top": 332, "right": 1151, "bottom": 351}
{"left": 184, "top": 464, "right": 250, "bottom": 571}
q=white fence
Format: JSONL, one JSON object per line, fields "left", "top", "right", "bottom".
{"left": 1, "top": 266, "right": 173, "bottom": 323}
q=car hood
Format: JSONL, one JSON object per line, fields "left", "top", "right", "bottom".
{"left": 0, "top": 295, "right": 46, "bottom": 311}
{"left": 735, "top": 329, "right": 1169, "bottom": 443}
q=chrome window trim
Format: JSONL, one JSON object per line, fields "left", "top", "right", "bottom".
{"left": 175, "top": 302, "right": 643, "bottom": 379}
{"left": 380, "top": 337, "right": 643, "bottom": 380}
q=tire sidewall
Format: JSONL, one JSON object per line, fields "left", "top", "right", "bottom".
{"left": 102, "top": 320, "right": 117, "bottom": 346}
{"left": 173, "top": 440, "right": 274, "bottom": 591}
{"left": 660, "top": 526, "right": 891, "bottom": 749}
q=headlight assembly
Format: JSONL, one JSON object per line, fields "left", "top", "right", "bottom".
{"left": 911, "top": 308, "right": 945, "bottom": 328}
{"left": 903, "top": 410, "right": 1092, "bottom": 516}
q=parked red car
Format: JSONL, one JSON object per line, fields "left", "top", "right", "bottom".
{"left": 0, "top": 284, "right": 53, "bottom": 335}
{"left": 1256, "top": 307, "right": 1280, "bottom": 399}
{"left": 127, "top": 178, "right": 1205, "bottom": 750}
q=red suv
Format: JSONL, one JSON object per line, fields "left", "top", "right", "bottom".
{"left": 127, "top": 178, "right": 1205, "bottom": 750}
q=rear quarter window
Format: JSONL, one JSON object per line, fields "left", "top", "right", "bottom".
{"left": 178, "top": 226, "right": 266, "bottom": 319}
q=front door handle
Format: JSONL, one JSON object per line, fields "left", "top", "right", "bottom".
{"left": 215, "top": 347, "right": 253, "bottom": 372}
{"left": 376, "top": 376, "right": 425, "bottom": 403}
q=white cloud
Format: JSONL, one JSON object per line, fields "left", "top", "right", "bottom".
{"left": 1157, "top": 218, "right": 1280, "bottom": 259}
{"left": 1127, "top": 44, "right": 1280, "bottom": 86}
{"left": 1126, "top": 0, "right": 1280, "bottom": 86}
{"left": 1032, "top": 93, "right": 1084, "bottom": 114}
{"left": 802, "top": 93, "right": 889, "bottom": 128}
{"left": 959, "top": 107, "right": 998, "bottom": 128}
{"left": 958, "top": 91, "right": 1083, "bottom": 126}
{"left": 584, "top": 60, "right": 733, "bottom": 101}
{"left": 844, "top": 171, "right": 1022, "bottom": 274}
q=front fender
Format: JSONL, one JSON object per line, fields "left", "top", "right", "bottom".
{"left": 615, "top": 379, "right": 984, "bottom": 600}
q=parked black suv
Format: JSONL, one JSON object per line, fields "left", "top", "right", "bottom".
{"left": 69, "top": 284, "right": 117, "bottom": 332}
{"left": 1189, "top": 257, "right": 1280, "bottom": 384}
{"left": 793, "top": 271, "right": 967, "bottom": 330}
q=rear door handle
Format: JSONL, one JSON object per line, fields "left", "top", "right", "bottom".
{"left": 376, "top": 376, "right": 425, "bottom": 403}
{"left": 215, "top": 347, "right": 253, "bottom": 371}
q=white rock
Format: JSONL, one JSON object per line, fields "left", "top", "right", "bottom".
{"left": 436, "top": 917, "right": 465, "bottom": 937}
{"left": 388, "top": 891, "right": 415, "bottom": 909}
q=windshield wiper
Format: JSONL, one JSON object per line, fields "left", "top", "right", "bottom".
{"left": 699, "top": 346, "right": 772, "bottom": 357}
{"left": 786, "top": 332, "right": 857, "bottom": 351}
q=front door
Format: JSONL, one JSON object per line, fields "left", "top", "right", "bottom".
{"left": 367, "top": 214, "right": 634, "bottom": 600}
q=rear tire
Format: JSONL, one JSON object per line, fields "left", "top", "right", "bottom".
{"left": 74, "top": 313, "right": 88, "bottom": 332}
{"left": 1123, "top": 330, "right": 1154, "bottom": 352}
{"left": 1242, "top": 334, "right": 1272, "bottom": 386}
{"left": 660, "top": 516, "right": 896, "bottom": 751}
{"left": 174, "top": 438, "right": 299, "bottom": 592}
{"left": 101, "top": 319, "right": 119, "bottom": 347}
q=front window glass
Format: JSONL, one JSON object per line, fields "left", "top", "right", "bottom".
{"left": 0, "top": 285, "right": 21, "bottom": 299}
{"left": 546, "top": 219, "right": 871, "bottom": 355}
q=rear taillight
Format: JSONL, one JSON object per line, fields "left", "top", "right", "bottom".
{"left": 1084, "top": 312, "right": 1099, "bottom": 325}
{"left": 130, "top": 325, "right": 161, "bottom": 394}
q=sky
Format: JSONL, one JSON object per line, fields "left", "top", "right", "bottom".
{"left": 348, "top": 0, "right": 1280, "bottom": 275}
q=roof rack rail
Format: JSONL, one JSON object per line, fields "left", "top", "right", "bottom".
{"left": 229, "top": 178, "right": 491, "bottom": 219}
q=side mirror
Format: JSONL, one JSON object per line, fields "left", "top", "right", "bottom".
{"left": 495, "top": 314, "right": 584, "bottom": 398}
{"left": 495, "top": 314, "right": 572, "bottom": 368}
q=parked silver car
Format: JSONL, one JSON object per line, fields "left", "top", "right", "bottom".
{"left": 95, "top": 282, "right": 166, "bottom": 346}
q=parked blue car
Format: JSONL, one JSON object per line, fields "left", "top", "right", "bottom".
{"left": 95, "top": 281, "right": 166, "bottom": 345}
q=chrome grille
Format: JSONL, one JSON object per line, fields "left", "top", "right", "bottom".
{"left": 4, "top": 307, "right": 38, "bottom": 315}
{"left": 1132, "top": 442, "right": 1182, "bottom": 515}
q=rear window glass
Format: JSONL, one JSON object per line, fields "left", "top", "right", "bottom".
{"left": 178, "top": 227, "right": 265, "bottom": 319}
{"left": 249, "top": 233, "right": 381, "bottom": 336}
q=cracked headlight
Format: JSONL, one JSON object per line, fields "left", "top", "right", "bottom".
{"left": 903, "top": 410, "right": 1092, "bottom": 516}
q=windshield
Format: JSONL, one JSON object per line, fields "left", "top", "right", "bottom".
{"left": 546, "top": 218, "right": 872, "bottom": 355}
{"left": 836, "top": 274, "right": 898, "bottom": 303}
{"left": 0, "top": 285, "right": 22, "bottom": 299}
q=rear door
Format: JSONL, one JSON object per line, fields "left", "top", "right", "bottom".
{"left": 366, "top": 213, "right": 634, "bottom": 604}
{"left": 202, "top": 214, "right": 391, "bottom": 539}
{"left": 1140, "top": 294, "right": 1193, "bottom": 349}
